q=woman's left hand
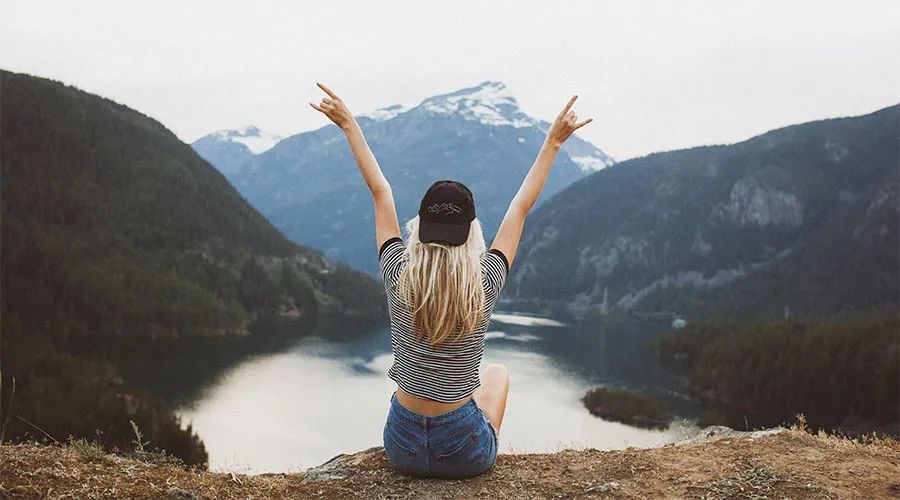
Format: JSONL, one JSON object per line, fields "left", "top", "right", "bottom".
{"left": 309, "top": 82, "right": 357, "bottom": 131}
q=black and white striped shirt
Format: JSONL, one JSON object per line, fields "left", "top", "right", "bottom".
{"left": 378, "top": 237, "right": 509, "bottom": 403}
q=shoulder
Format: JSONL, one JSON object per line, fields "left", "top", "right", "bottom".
{"left": 482, "top": 248, "right": 510, "bottom": 274}
{"left": 481, "top": 248, "right": 510, "bottom": 299}
{"left": 379, "top": 236, "right": 405, "bottom": 260}
{"left": 379, "top": 237, "right": 407, "bottom": 286}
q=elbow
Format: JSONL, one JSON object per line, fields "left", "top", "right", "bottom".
{"left": 371, "top": 182, "right": 392, "bottom": 197}
{"left": 508, "top": 199, "right": 531, "bottom": 218}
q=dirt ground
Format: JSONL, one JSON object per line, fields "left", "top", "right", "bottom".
{"left": 2, "top": 428, "right": 899, "bottom": 499}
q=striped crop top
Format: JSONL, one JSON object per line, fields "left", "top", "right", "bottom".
{"left": 378, "top": 237, "right": 509, "bottom": 403}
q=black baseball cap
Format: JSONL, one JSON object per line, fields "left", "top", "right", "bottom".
{"left": 418, "top": 180, "right": 476, "bottom": 246}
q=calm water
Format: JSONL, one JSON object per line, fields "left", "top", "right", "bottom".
{"left": 124, "top": 312, "right": 702, "bottom": 473}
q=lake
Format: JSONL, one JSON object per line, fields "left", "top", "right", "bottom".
{"left": 102, "top": 311, "right": 700, "bottom": 473}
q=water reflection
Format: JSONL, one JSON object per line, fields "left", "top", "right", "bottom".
{"left": 68, "top": 315, "right": 376, "bottom": 406}
{"left": 169, "top": 313, "right": 699, "bottom": 472}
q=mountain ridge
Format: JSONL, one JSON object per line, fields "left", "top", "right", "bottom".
{"left": 194, "top": 80, "right": 614, "bottom": 275}
{"left": 505, "top": 103, "right": 899, "bottom": 320}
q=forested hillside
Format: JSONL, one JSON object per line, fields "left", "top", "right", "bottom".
{"left": 506, "top": 104, "right": 899, "bottom": 321}
{"left": 0, "top": 70, "right": 385, "bottom": 340}
{"left": 656, "top": 316, "right": 899, "bottom": 433}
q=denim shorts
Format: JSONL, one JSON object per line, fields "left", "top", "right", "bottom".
{"left": 383, "top": 391, "right": 498, "bottom": 478}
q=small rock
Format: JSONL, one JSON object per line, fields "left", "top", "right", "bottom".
{"left": 166, "top": 487, "right": 198, "bottom": 500}
{"left": 678, "top": 426, "right": 785, "bottom": 445}
{"left": 301, "top": 446, "right": 385, "bottom": 484}
{"left": 585, "top": 481, "right": 619, "bottom": 493}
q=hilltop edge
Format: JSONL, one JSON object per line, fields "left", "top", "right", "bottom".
{"left": 2, "top": 427, "right": 898, "bottom": 499}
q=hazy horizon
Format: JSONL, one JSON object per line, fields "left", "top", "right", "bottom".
{"left": 2, "top": 1, "right": 899, "bottom": 160}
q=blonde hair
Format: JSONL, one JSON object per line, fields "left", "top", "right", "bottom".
{"left": 397, "top": 215, "right": 487, "bottom": 347}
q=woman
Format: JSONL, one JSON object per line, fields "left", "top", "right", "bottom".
{"left": 310, "top": 82, "right": 591, "bottom": 478}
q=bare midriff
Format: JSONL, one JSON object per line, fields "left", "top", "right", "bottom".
{"left": 395, "top": 387, "right": 473, "bottom": 416}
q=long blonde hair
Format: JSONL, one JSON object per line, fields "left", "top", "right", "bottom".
{"left": 397, "top": 215, "right": 486, "bottom": 347}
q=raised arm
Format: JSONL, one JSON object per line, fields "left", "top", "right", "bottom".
{"left": 490, "top": 95, "right": 592, "bottom": 268}
{"left": 309, "top": 82, "right": 401, "bottom": 250}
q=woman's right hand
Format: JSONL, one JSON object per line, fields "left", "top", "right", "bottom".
{"left": 545, "top": 95, "right": 592, "bottom": 148}
{"left": 309, "top": 82, "right": 358, "bottom": 132}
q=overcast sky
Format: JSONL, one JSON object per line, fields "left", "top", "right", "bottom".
{"left": 2, "top": 1, "right": 899, "bottom": 160}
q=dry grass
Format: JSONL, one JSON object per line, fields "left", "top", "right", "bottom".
{"left": 1, "top": 427, "right": 899, "bottom": 499}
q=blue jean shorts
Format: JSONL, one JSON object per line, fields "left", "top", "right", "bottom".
{"left": 383, "top": 391, "right": 498, "bottom": 478}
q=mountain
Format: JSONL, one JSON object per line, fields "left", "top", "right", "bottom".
{"left": 193, "top": 81, "right": 615, "bottom": 275}
{"left": 504, "top": 104, "right": 899, "bottom": 320}
{"left": 0, "top": 70, "right": 385, "bottom": 339}
{"left": 192, "top": 126, "right": 282, "bottom": 175}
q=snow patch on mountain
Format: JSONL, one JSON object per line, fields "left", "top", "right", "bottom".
{"left": 212, "top": 126, "right": 282, "bottom": 154}
{"left": 419, "top": 81, "right": 535, "bottom": 128}
{"left": 360, "top": 104, "right": 408, "bottom": 122}
{"left": 570, "top": 154, "right": 616, "bottom": 172}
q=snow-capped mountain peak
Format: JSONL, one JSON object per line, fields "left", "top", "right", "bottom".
{"left": 418, "top": 80, "right": 535, "bottom": 128}
{"left": 211, "top": 126, "right": 282, "bottom": 154}
{"left": 194, "top": 80, "right": 618, "bottom": 274}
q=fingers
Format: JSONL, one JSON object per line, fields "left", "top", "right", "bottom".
{"left": 556, "top": 93, "right": 593, "bottom": 131}
{"left": 309, "top": 102, "right": 325, "bottom": 113}
{"left": 573, "top": 117, "right": 593, "bottom": 130}
{"left": 316, "top": 81, "right": 339, "bottom": 100}
{"left": 559, "top": 95, "right": 578, "bottom": 117}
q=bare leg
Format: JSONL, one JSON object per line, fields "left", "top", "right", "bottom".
{"left": 472, "top": 363, "right": 509, "bottom": 436}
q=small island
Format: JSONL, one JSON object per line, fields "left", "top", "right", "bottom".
{"left": 581, "top": 387, "right": 673, "bottom": 430}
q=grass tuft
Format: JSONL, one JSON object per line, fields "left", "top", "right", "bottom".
{"left": 68, "top": 437, "right": 107, "bottom": 461}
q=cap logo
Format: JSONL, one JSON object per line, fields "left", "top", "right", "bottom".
{"left": 427, "top": 202, "right": 462, "bottom": 215}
